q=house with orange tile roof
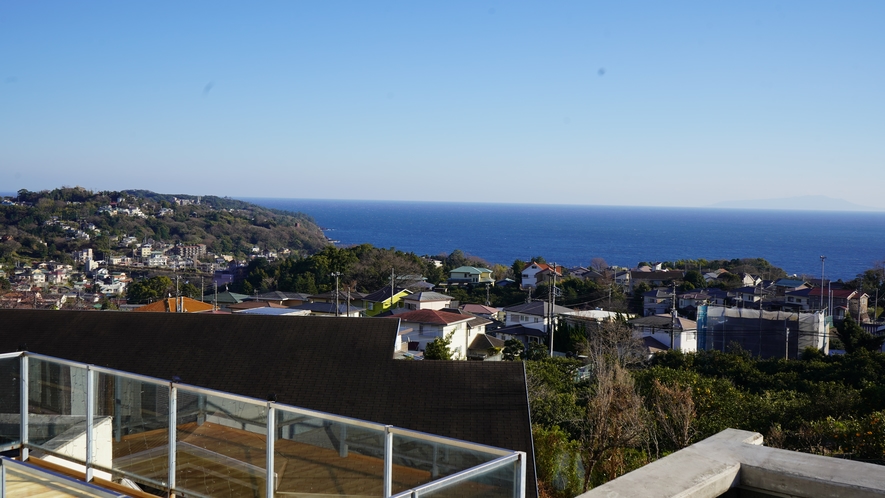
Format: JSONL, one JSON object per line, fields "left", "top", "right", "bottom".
{"left": 520, "top": 261, "right": 564, "bottom": 289}
{"left": 132, "top": 296, "right": 214, "bottom": 313}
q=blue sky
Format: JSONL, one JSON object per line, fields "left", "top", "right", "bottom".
{"left": 2, "top": 1, "right": 883, "bottom": 208}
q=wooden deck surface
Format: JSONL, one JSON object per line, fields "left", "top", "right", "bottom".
{"left": 112, "top": 421, "right": 434, "bottom": 497}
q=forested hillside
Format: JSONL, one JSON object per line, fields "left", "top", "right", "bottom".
{"left": 0, "top": 187, "right": 329, "bottom": 263}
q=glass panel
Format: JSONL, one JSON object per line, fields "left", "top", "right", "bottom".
{"left": 275, "top": 408, "right": 386, "bottom": 496}
{"left": 27, "top": 358, "right": 88, "bottom": 464}
{"left": 94, "top": 371, "right": 170, "bottom": 489}
{"left": 416, "top": 459, "right": 516, "bottom": 498}
{"left": 0, "top": 356, "right": 21, "bottom": 448}
{"left": 2, "top": 457, "right": 126, "bottom": 497}
{"left": 391, "top": 434, "right": 502, "bottom": 495}
{"left": 175, "top": 390, "right": 268, "bottom": 498}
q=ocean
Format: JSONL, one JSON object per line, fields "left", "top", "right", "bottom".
{"left": 247, "top": 199, "right": 884, "bottom": 281}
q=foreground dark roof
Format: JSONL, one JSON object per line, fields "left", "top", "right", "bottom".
{"left": 0, "top": 309, "right": 536, "bottom": 496}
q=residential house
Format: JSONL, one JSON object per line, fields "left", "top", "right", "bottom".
{"left": 628, "top": 313, "right": 699, "bottom": 353}
{"left": 631, "top": 270, "right": 683, "bottom": 293}
{"left": 808, "top": 288, "right": 869, "bottom": 321}
{"left": 460, "top": 303, "right": 503, "bottom": 321}
{"left": 467, "top": 333, "right": 506, "bottom": 361}
{"left": 731, "top": 286, "right": 766, "bottom": 308}
{"left": 643, "top": 289, "right": 674, "bottom": 316}
{"left": 395, "top": 309, "right": 490, "bottom": 360}
{"left": 741, "top": 273, "right": 763, "bottom": 287}
{"left": 447, "top": 266, "right": 494, "bottom": 285}
{"left": 704, "top": 269, "right": 729, "bottom": 283}
{"left": 401, "top": 291, "right": 455, "bottom": 311}
{"left": 362, "top": 286, "right": 412, "bottom": 317}
{"left": 497, "top": 301, "right": 575, "bottom": 347}
{"left": 678, "top": 291, "right": 711, "bottom": 310}
{"left": 521, "top": 262, "right": 564, "bottom": 289}
{"left": 249, "top": 291, "right": 312, "bottom": 306}
{"left": 310, "top": 290, "right": 366, "bottom": 309}
{"left": 288, "top": 302, "right": 364, "bottom": 317}
{"left": 784, "top": 288, "right": 813, "bottom": 311}
{"left": 772, "top": 278, "right": 809, "bottom": 296}
{"left": 132, "top": 296, "right": 214, "bottom": 313}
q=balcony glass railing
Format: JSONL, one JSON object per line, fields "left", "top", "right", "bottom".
{"left": 1, "top": 351, "right": 525, "bottom": 498}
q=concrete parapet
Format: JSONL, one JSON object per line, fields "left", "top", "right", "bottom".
{"left": 577, "top": 428, "right": 885, "bottom": 498}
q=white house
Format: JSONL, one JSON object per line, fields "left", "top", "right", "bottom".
{"left": 396, "top": 309, "right": 490, "bottom": 360}
{"left": 628, "top": 313, "right": 698, "bottom": 353}
{"left": 497, "top": 301, "right": 577, "bottom": 348}
{"left": 447, "top": 266, "right": 494, "bottom": 285}
{"left": 520, "top": 262, "right": 563, "bottom": 289}
{"left": 401, "top": 291, "right": 455, "bottom": 311}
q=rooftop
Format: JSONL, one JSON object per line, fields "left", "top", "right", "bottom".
{"left": 0, "top": 309, "right": 537, "bottom": 496}
{"left": 0, "top": 350, "right": 527, "bottom": 497}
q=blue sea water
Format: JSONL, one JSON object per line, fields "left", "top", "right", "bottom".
{"left": 242, "top": 198, "right": 885, "bottom": 281}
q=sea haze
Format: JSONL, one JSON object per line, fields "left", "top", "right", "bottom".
{"left": 242, "top": 198, "right": 885, "bottom": 281}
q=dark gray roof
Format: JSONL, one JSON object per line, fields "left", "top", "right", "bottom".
{"left": 363, "top": 287, "right": 410, "bottom": 302}
{"left": 250, "top": 291, "right": 311, "bottom": 301}
{"left": 494, "top": 324, "right": 547, "bottom": 338}
{"left": 0, "top": 309, "right": 537, "bottom": 497}
{"left": 503, "top": 301, "right": 575, "bottom": 316}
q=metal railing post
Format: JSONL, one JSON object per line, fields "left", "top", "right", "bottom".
{"left": 266, "top": 402, "right": 275, "bottom": 498}
{"left": 20, "top": 354, "right": 28, "bottom": 461}
{"left": 514, "top": 451, "right": 526, "bottom": 498}
{"left": 86, "top": 365, "right": 95, "bottom": 482}
{"left": 168, "top": 383, "right": 177, "bottom": 494}
{"left": 384, "top": 425, "right": 393, "bottom": 497}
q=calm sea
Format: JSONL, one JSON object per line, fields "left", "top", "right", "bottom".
{"left": 244, "top": 198, "right": 884, "bottom": 281}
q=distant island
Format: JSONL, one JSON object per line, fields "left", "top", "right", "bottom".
{"left": 710, "top": 195, "right": 881, "bottom": 212}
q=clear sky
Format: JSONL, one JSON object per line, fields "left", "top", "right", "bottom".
{"left": 2, "top": 1, "right": 883, "bottom": 208}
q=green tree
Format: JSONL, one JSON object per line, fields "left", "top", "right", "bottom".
{"left": 424, "top": 332, "right": 454, "bottom": 360}
{"left": 837, "top": 316, "right": 885, "bottom": 353}
{"left": 503, "top": 338, "right": 525, "bottom": 361}
{"left": 631, "top": 282, "right": 651, "bottom": 313}
{"left": 126, "top": 276, "right": 173, "bottom": 304}
{"left": 684, "top": 270, "right": 706, "bottom": 289}
{"left": 512, "top": 259, "right": 526, "bottom": 285}
{"left": 525, "top": 342, "right": 549, "bottom": 361}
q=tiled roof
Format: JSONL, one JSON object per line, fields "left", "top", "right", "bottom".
{"left": 522, "top": 262, "right": 563, "bottom": 275}
{"left": 808, "top": 288, "right": 861, "bottom": 298}
{"left": 363, "top": 287, "right": 411, "bottom": 302}
{"left": 403, "top": 292, "right": 453, "bottom": 302}
{"left": 494, "top": 324, "right": 547, "bottom": 337}
{"left": 132, "top": 297, "right": 214, "bottom": 313}
{"left": 469, "top": 333, "right": 505, "bottom": 350}
{"left": 503, "top": 301, "right": 574, "bottom": 316}
{"left": 629, "top": 314, "right": 697, "bottom": 330}
{"left": 449, "top": 266, "right": 492, "bottom": 275}
{"left": 251, "top": 291, "right": 311, "bottom": 301}
{"left": 0, "top": 309, "right": 537, "bottom": 497}
{"left": 460, "top": 304, "right": 501, "bottom": 315}
{"left": 395, "top": 309, "right": 473, "bottom": 325}
{"left": 228, "top": 301, "right": 288, "bottom": 311}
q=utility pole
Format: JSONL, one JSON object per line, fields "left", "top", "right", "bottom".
{"left": 785, "top": 324, "right": 790, "bottom": 360}
{"left": 549, "top": 263, "right": 557, "bottom": 358}
{"left": 331, "top": 272, "right": 341, "bottom": 317}
{"left": 820, "top": 256, "right": 826, "bottom": 312}
{"left": 670, "top": 281, "right": 677, "bottom": 351}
